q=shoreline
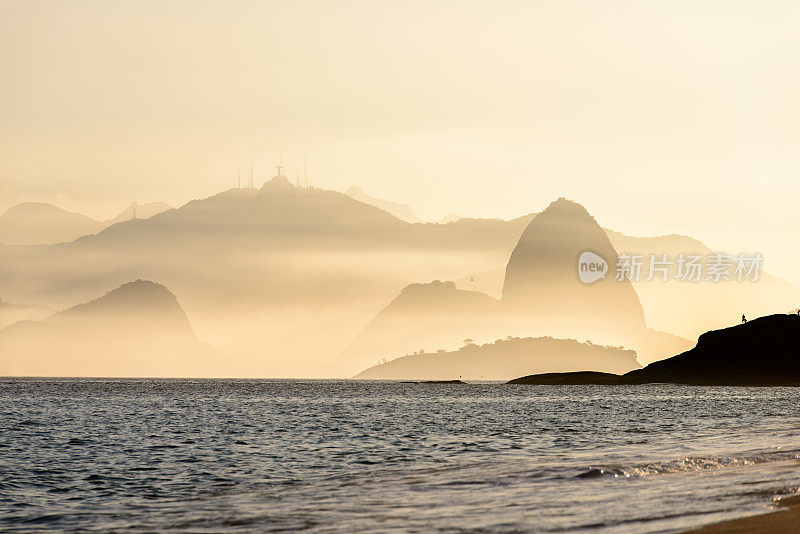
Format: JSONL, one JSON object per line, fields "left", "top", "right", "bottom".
{"left": 683, "top": 495, "right": 800, "bottom": 533}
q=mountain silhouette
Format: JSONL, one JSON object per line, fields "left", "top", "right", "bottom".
{"left": 345, "top": 185, "right": 421, "bottom": 223}
{"left": 106, "top": 202, "right": 172, "bottom": 225}
{"left": 355, "top": 336, "right": 640, "bottom": 380}
{"left": 84, "top": 177, "right": 519, "bottom": 248}
{"left": 454, "top": 214, "right": 800, "bottom": 346}
{"left": 2, "top": 183, "right": 797, "bottom": 377}
{"left": 342, "top": 197, "right": 689, "bottom": 376}
{"left": 0, "top": 298, "right": 51, "bottom": 330}
{"left": 606, "top": 229, "right": 800, "bottom": 342}
{"left": 0, "top": 201, "right": 174, "bottom": 246}
{"left": 0, "top": 202, "right": 102, "bottom": 245}
{"left": 338, "top": 281, "right": 498, "bottom": 374}
{"left": 0, "top": 181, "right": 528, "bottom": 376}
{"left": 0, "top": 280, "right": 222, "bottom": 377}
{"left": 501, "top": 197, "right": 646, "bottom": 328}
{"left": 260, "top": 174, "right": 296, "bottom": 195}
{"left": 509, "top": 314, "right": 800, "bottom": 385}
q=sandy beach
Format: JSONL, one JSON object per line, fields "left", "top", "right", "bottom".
{"left": 683, "top": 495, "right": 800, "bottom": 533}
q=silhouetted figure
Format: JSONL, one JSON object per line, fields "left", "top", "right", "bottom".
{"left": 742, "top": 314, "right": 747, "bottom": 324}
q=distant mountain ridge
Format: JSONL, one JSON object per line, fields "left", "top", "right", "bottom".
{"left": 338, "top": 280, "right": 498, "bottom": 373}
{"left": 0, "top": 280, "right": 222, "bottom": 377}
{"left": 58, "top": 279, "right": 192, "bottom": 322}
{"left": 105, "top": 202, "right": 172, "bottom": 225}
{"left": 355, "top": 336, "right": 640, "bottom": 380}
{"left": 342, "top": 197, "right": 691, "bottom": 377}
{"left": 0, "top": 298, "right": 51, "bottom": 330}
{"left": 2, "top": 180, "right": 799, "bottom": 377}
{"left": 345, "top": 185, "right": 421, "bottom": 223}
{"left": 0, "top": 201, "right": 172, "bottom": 245}
{"left": 0, "top": 179, "right": 528, "bottom": 376}
{"left": 0, "top": 202, "right": 102, "bottom": 245}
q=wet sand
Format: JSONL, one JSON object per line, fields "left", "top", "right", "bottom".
{"left": 683, "top": 495, "right": 800, "bottom": 533}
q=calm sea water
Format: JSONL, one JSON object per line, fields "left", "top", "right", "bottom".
{"left": 2, "top": 379, "right": 800, "bottom": 533}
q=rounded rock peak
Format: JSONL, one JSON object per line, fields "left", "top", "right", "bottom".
{"left": 260, "top": 175, "right": 295, "bottom": 194}
{"left": 501, "top": 196, "right": 646, "bottom": 328}
{"left": 537, "top": 197, "right": 596, "bottom": 222}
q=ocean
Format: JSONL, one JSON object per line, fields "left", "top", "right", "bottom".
{"left": 2, "top": 378, "right": 799, "bottom": 532}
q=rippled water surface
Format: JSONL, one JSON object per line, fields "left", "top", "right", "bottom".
{"left": 2, "top": 379, "right": 800, "bottom": 532}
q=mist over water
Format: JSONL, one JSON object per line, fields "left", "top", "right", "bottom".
{"left": 4, "top": 2, "right": 800, "bottom": 532}
{"left": 3, "top": 378, "right": 800, "bottom": 533}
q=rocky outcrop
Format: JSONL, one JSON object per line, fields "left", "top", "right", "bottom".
{"left": 509, "top": 314, "right": 800, "bottom": 386}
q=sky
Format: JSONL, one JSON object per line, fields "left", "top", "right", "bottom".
{"left": 2, "top": 0, "right": 800, "bottom": 283}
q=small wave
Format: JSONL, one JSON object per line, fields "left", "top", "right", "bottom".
{"left": 576, "top": 468, "right": 621, "bottom": 478}
{"left": 577, "top": 448, "right": 800, "bottom": 479}
{"left": 7, "top": 513, "right": 65, "bottom": 525}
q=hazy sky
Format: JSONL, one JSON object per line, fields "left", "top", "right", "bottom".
{"left": 2, "top": 1, "right": 800, "bottom": 283}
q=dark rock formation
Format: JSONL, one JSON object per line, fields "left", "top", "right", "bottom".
{"left": 509, "top": 314, "right": 800, "bottom": 386}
